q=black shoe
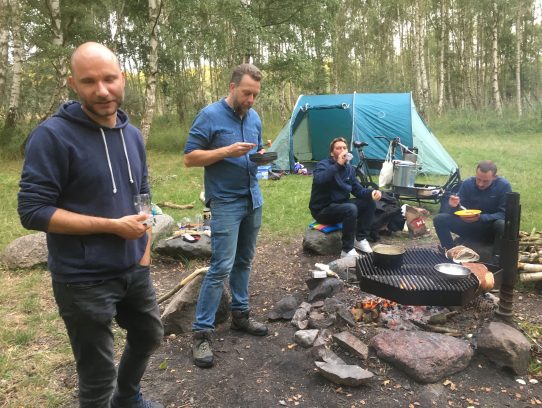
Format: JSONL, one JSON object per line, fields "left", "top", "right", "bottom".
{"left": 231, "top": 310, "right": 268, "bottom": 336}
{"left": 111, "top": 392, "right": 164, "bottom": 408}
{"left": 192, "top": 331, "right": 214, "bottom": 368}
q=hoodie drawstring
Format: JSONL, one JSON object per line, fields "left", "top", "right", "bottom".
{"left": 120, "top": 129, "right": 134, "bottom": 185}
{"left": 100, "top": 128, "right": 134, "bottom": 194}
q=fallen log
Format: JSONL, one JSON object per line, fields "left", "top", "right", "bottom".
{"left": 519, "top": 272, "right": 542, "bottom": 283}
{"left": 518, "top": 263, "right": 542, "bottom": 272}
{"left": 157, "top": 201, "right": 194, "bottom": 210}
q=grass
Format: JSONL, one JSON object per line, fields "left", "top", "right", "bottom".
{"left": 0, "top": 111, "right": 541, "bottom": 405}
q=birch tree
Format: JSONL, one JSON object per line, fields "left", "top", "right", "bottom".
{"left": 0, "top": 0, "right": 9, "bottom": 106}
{"left": 5, "top": 0, "right": 23, "bottom": 129}
{"left": 491, "top": 1, "right": 503, "bottom": 116}
{"left": 140, "top": 0, "right": 162, "bottom": 145}
{"left": 44, "top": 0, "right": 69, "bottom": 117}
{"left": 515, "top": 1, "right": 523, "bottom": 117}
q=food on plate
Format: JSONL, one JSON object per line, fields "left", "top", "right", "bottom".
{"left": 454, "top": 209, "right": 482, "bottom": 217}
{"left": 445, "top": 245, "right": 480, "bottom": 263}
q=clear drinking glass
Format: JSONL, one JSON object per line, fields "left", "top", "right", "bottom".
{"left": 134, "top": 194, "right": 152, "bottom": 225}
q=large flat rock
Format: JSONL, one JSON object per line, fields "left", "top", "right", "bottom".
{"left": 370, "top": 330, "right": 473, "bottom": 383}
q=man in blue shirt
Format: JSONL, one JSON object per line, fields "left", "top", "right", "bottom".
{"left": 184, "top": 64, "right": 268, "bottom": 368}
{"left": 434, "top": 160, "right": 512, "bottom": 261}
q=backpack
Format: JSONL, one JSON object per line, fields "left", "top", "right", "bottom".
{"left": 370, "top": 192, "right": 405, "bottom": 240}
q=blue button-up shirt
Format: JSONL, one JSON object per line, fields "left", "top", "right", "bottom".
{"left": 184, "top": 98, "right": 263, "bottom": 209}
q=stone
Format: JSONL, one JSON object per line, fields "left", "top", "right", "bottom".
{"left": 477, "top": 321, "right": 531, "bottom": 375}
{"left": 322, "top": 298, "right": 344, "bottom": 314}
{"left": 302, "top": 229, "right": 342, "bottom": 255}
{"left": 268, "top": 295, "right": 299, "bottom": 321}
{"left": 306, "top": 277, "right": 344, "bottom": 302}
{"left": 291, "top": 307, "right": 309, "bottom": 330}
{"left": 328, "top": 257, "right": 359, "bottom": 283}
{"left": 151, "top": 214, "right": 175, "bottom": 246}
{"left": 294, "top": 329, "right": 320, "bottom": 348}
{"left": 1, "top": 232, "right": 48, "bottom": 269}
{"left": 313, "top": 329, "right": 333, "bottom": 348}
{"left": 333, "top": 331, "right": 369, "bottom": 360}
{"left": 312, "top": 347, "right": 346, "bottom": 365}
{"left": 161, "top": 273, "right": 230, "bottom": 334}
{"left": 315, "top": 361, "right": 374, "bottom": 387}
{"left": 308, "top": 311, "right": 336, "bottom": 329}
{"left": 370, "top": 330, "right": 473, "bottom": 383}
{"left": 154, "top": 234, "right": 212, "bottom": 260}
{"left": 335, "top": 307, "right": 356, "bottom": 328}
{"left": 418, "top": 383, "right": 448, "bottom": 407}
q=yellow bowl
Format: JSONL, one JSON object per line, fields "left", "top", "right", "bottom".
{"left": 454, "top": 209, "right": 481, "bottom": 217}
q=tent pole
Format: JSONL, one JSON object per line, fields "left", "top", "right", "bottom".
{"left": 351, "top": 92, "right": 356, "bottom": 152}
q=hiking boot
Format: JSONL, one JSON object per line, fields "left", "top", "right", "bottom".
{"left": 231, "top": 310, "right": 268, "bottom": 336}
{"left": 111, "top": 392, "right": 164, "bottom": 408}
{"left": 354, "top": 239, "right": 373, "bottom": 253}
{"left": 340, "top": 248, "right": 359, "bottom": 258}
{"left": 192, "top": 331, "right": 214, "bottom": 368}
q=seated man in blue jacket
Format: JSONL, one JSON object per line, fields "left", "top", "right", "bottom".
{"left": 434, "top": 160, "right": 512, "bottom": 261}
{"left": 309, "top": 137, "right": 382, "bottom": 258}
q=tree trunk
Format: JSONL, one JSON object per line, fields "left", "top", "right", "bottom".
{"left": 437, "top": 0, "right": 447, "bottom": 116}
{"left": 413, "top": 2, "right": 425, "bottom": 117}
{"left": 140, "top": 0, "right": 161, "bottom": 145}
{"left": 44, "top": 0, "right": 69, "bottom": 118}
{"left": 0, "top": 0, "right": 9, "bottom": 105}
{"left": 491, "top": 1, "right": 503, "bottom": 116}
{"left": 515, "top": 2, "right": 522, "bottom": 117}
{"left": 5, "top": 0, "right": 23, "bottom": 129}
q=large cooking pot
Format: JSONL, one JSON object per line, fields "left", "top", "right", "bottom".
{"left": 392, "top": 161, "right": 417, "bottom": 187}
{"left": 372, "top": 244, "right": 405, "bottom": 269}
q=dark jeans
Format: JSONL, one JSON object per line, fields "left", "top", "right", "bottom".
{"left": 433, "top": 213, "right": 505, "bottom": 254}
{"left": 52, "top": 265, "right": 164, "bottom": 408}
{"left": 312, "top": 197, "right": 376, "bottom": 251}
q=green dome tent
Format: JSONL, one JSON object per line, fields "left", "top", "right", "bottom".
{"left": 269, "top": 92, "right": 457, "bottom": 176}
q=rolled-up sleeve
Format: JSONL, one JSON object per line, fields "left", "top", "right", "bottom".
{"left": 184, "top": 111, "right": 211, "bottom": 154}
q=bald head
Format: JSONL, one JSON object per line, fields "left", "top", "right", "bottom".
{"left": 70, "top": 42, "right": 120, "bottom": 75}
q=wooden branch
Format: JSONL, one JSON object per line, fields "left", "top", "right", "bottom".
{"left": 518, "top": 263, "right": 542, "bottom": 272}
{"left": 519, "top": 272, "right": 542, "bottom": 282}
{"left": 409, "top": 319, "right": 462, "bottom": 336}
{"left": 157, "top": 267, "right": 208, "bottom": 304}
{"left": 157, "top": 201, "right": 194, "bottom": 210}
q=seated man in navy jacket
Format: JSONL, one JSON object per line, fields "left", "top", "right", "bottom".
{"left": 434, "top": 160, "right": 511, "bottom": 262}
{"left": 309, "top": 137, "right": 382, "bottom": 258}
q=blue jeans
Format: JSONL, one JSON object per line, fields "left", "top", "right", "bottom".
{"left": 312, "top": 198, "right": 376, "bottom": 252}
{"left": 52, "top": 265, "right": 164, "bottom": 408}
{"left": 193, "top": 197, "right": 262, "bottom": 331}
{"left": 433, "top": 213, "right": 505, "bottom": 254}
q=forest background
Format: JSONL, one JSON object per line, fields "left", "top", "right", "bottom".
{"left": 0, "top": 0, "right": 541, "bottom": 149}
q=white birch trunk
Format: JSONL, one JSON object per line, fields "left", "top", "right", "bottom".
{"left": 6, "top": 0, "right": 23, "bottom": 127}
{"left": 515, "top": 4, "right": 523, "bottom": 117}
{"left": 437, "top": 0, "right": 447, "bottom": 116}
{"left": 0, "top": 0, "right": 9, "bottom": 102}
{"left": 140, "top": 0, "right": 161, "bottom": 145}
{"left": 45, "top": 0, "right": 69, "bottom": 115}
{"left": 491, "top": 1, "right": 503, "bottom": 116}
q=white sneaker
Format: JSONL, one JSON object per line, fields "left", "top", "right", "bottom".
{"left": 354, "top": 239, "right": 373, "bottom": 253}
{"left": 340, "top": 248, "right": 359, "bottom": 258}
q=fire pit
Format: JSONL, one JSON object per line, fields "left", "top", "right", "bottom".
{"left": 355, "top": 247, "right": 502, "bottom": 306}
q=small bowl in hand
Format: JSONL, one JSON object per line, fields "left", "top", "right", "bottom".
{"left": 454, "top": 209, "right": 481, "bottom": 220}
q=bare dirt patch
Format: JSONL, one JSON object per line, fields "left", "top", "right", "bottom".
{"left": 133, "top": 233, "right": 542, "bottom": 408}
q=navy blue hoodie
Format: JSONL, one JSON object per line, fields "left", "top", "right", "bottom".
{"left": 18, "top": 101, "right": 149, "bottom": 282}
{"left": 309, "top": 157, "right": 373, "bottom": 214}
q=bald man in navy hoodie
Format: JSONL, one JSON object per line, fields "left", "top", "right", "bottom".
{"left": 18, "top": 42, "right": 163, "bottom": 408}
